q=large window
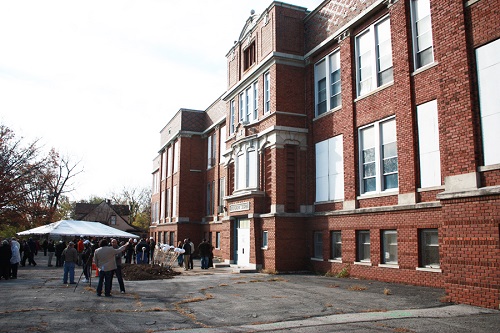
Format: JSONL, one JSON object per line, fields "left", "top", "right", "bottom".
{"left": 356, "top": 230, "right": 371, "bottom": 262}
{"left": 381, "top": 230, "right": 398, "bottom": 265}
{"left": 167, "top": 146, "right": 172, "bottom": 177}
{"left": 230, "top": 100, "right": 236, "bottom": 135}
{"left": 215, "top": 232, "right": 221, "bottom": 249}
{"left": 243, "top": 41, "right": 256, "bottom": 71}
{"left": 330, "top": 231, "right": 342, "bottom": 260}
{"left": 356, "top": 17, "right": 393, "bottom": 96}
{"left": 359, "top": 118, "right": 398, "bottom": 194}
{"left": 161, "top": 152, "right": 167, "bottom": 180}
{"left": 419, "top": 229, "right": 439, "bottom": 268}
{"left": 239, "top": 81, "right": 258, "bottom": 123}
{"left": 313, "top": 231, "right": 323, "bottom": 259}
{"left": 316, "top": 135, "right": 344, "bottom": 202}
{"left": 206, "top": 181, "right": 215, "bottom": 216}
{"left": 220, "top": 125, "right": 226, "bottom": 163}
{"left": 218, "top": 177, "right": 225, "bottom": 214}
{"left": 476, "top": 39, "right": 500, "bottom": 166}
{"left": 235, "top": 142, "right": 258, "bottom": 191}
{"left": 172, "top": 185, "right": 177, "bottom": 218}
{"left": 264, "top": 72, "right": 271, "bottom": 113}
{"left": 166, "top": 187, "right": 170, "bottom": 218}
{"left": 207, "top": 132, "right": 217, "bottom": 169}
{"left": 315, "top": 50, "right": 341, "bottom": 116}
{"left": 411, "top": 0, "right": 434, "bottom": 69}
{"left": 417, "top": 100, "right": 441, "bottom": 187}
{"left": 173, "top": 141, "right": 179, "bottom": 173}
{"left": 153, "top": 171, "right": 160, "bottom": 194}
{"left": 160, "top": 190, "right": 165, "bottom": 221}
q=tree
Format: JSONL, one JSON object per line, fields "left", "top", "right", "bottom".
{"left": 109, "top": 186, "right": 151, "bottom": 230}
{"left": 0, "top": 124, "right": 82, "bottom": 232}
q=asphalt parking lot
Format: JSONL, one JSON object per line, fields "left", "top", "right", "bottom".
{"left": 0, "top": 254, "right": 498, "bottom": 333}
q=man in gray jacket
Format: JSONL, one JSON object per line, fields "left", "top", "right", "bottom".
{"left": 62, "top": 242, "right": 78, "bottom": 284}
{"left": 94, "top": 239, "right": 129, "bottom": 297}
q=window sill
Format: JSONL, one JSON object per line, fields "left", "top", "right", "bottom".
{"left": 416, "top": 267, "right": 442, "bottom": 273}
{"left": 354, "top": 261, "right": 372, "bottom": 266}
{"left": 310, "top": 257, "right": 323, "bottom": 262}
{"left": 354, "top": 81, "right": 394, "bottom": 102}
{"left": 328, "top": 259, "right": 342, "bottom": 263}
{"left": 313, "top": 105, "right": 342, "bottom": 121}
{"left": 357, "top": 190, "right": 398, "bottom": 200}
{"left": 261, "top": 246, "right": 268, "bottom": 250}
{"left": 378, "top": 263, "right": 399, "bottom": 269}
{"left": 412, "top": 61, "right": 438, "bottom": 76}
{"left": 479, "top": 163, "right": 500, "bottom": 172}
{"left": 417, "top": 185, "right": 444, "bottom": 192}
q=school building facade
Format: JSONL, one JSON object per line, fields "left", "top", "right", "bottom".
{"left": 150, "top": 0, "right": 500, "bottom": 309}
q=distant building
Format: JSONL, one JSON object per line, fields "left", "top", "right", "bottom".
{"left": 150, "top": 0, "right": 499, "bottom": 309}
{"left": 75, "top": 200, "right": 142, "bottom": 235}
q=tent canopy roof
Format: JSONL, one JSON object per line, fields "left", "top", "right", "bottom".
{"left": 17, "top": 220, "right": 140, "bottom": 239}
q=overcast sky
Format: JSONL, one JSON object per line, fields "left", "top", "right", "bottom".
{"left": 0, "top": 0, "right": 323, "bottom": 202}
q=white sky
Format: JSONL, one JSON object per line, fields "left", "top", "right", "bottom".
{"left": 0, "top": 0, "right": 323, "bottom": 202}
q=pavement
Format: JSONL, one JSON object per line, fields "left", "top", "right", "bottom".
{"left": 0, "top": 254, "right": 498, "bottom": 333}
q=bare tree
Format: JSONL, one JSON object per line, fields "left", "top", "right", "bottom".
{"left": 110, "top": 186, "right": 151, "bottom": 229}
{"left": 0, "top": 124, "right": 83, "bottom": 230}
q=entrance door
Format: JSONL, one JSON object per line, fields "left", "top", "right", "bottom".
{"left": 236, "top": 219, "right": 250, "bottom": 266}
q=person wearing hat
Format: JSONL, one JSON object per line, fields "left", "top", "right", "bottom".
{"left": 62, "top": 242, "right": 78, "bottom": 284}
{"left": 81, "top": 240, "right": 92, "bottom": 283}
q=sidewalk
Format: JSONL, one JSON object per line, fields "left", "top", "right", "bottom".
{"left": 0, "top": 253, "right": 497, "bottom": 333}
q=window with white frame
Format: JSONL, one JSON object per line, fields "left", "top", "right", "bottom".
{"left": 476, "top": 39, "right": 500, "bottom": 166}
{"left": 359, "top": 117, "right": 398, "bottom": 194}
{"left": 215, "top": 232, "right": 221, "bottom": 249}
{"left": 173, "top": 141, "right": 179, "bottom": 173}
{"left": 313, "top": 231, "right": 323, "bottom": 259}
{"left": 262, "top": 230, "right": 268, "bottom": 248}
{"left": 356, "top": 230, "right": 370, "bottom": 262}
{"left": 330, "top": 231, "right": 342, "bottom": 260}
{"left": 220, "top": 125, "right": 226, "bottom": 163}
{"left": 411, "top": 0, "right": 434, "bottom": 70}
{"left": 166, "top": 187, "right": 170, "bottom": 218}
{"left": 235, "top": 141, "right": 258, "bottom": 191}
{"left": 206, "top": 181, "right": 214, "bottom": 215}
{"left": 417, "top": 100, "right": 441, "bottom": 187}
{"left": 230, "top": 100, "right": 236, "bottom": 135}
{"left": 153, "top": 171, "right": 160, "bottom": 194}
{"left": 207, "top": 132, "right": 216, "bottom": 169}
{"left": 172, "top": 185, "right": 177, "bottom": 217}
{"left": 161, "top": 152, "right": 167, "bottom": 180}
{"left": 151, "top": 201, "right": 159, "bottom": 223}
{"left": 381, "top": 230, "right": 398, "bottom": 264}
{"left": 219, "top": 177, "right": 225, "bottom": 214}
{"left": 315, "top": 50, "right": 341, "bottom": 116}
{"left": 316, "top": 135, "right": 344, "bottom": 202}
{"left": 264, "top": 72, "right": 271, "bottom": 113}
{"left": 160, "top": 190, "right": 165, "bottom": 221}
{"left": 167, "top": 145, "right": 173, "bottom": 177}
{"left": 419, "top": 228, "right": 439, "bottom": 268}
{"left": 356, "top": 16, "right": 393, "bottom": 96}
{"left": 239, "top": 81, "right": 258, "bottom": 123}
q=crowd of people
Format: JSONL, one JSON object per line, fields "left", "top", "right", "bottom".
{"left": 0, "top": 235, "right": 216, "bottom": 295}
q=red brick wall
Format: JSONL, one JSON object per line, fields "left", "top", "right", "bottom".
{"left": 441, "top": 195, "right": 500, "bottom": 309}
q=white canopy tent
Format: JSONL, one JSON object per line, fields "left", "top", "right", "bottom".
{"left": 17, "top": 220, "right": 140, "bottom": 239}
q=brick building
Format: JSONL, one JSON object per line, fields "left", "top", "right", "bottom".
{"left": 150, "top": 0, "right": 499, "bottom": 309}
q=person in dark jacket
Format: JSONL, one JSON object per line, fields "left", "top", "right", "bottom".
{"left": 55, "top": 240, "right": 66, "bottom": 267}
{"left": 182, "top": 239, "right": 192, "bottom": 271}
{"left": 135, "top": 238, "right": 150, "bottom": 264}
{"left": 0, "top": 240, "right": 12, "bottom": 280}
{"left": 198, "top": 239, "right": 211, "bottom": 269}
